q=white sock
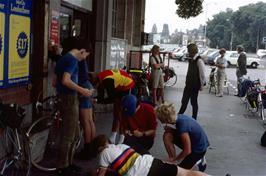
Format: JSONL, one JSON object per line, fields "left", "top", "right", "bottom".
{"left": 117, "top": 134, "right": 125, "bottom": 144}
{"left": 109, "top": 132, "right": 117, "bottom": 144}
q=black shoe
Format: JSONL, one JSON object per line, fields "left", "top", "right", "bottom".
{"left": 56, "top": 167, "right": 71, "bottom": 176}
{"left": 76, "top": 148, "right": 93, "bottom": 160}
{"left": 69, "top": 164, "right": 82, "bottom": 172}
{"left": 234, "top": 94, "right": 240, "bottom": 97}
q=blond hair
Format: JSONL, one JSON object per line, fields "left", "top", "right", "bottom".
{"left": 155, "top": 102, "right": 177, "bottom": 123}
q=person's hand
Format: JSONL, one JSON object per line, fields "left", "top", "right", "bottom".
{"left": 81, "top": 88, "right": 93, "bottom": 97}
{"left": 133, "top": 130, "right": 143, "bottom": 137}
{"left": 125, "top": 130, "right": 133, "bottom": 136}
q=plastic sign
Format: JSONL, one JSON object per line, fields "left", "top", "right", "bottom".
{"left": 6, "top": 0, "right": 32, "bottom": 87}
{"left": 0, "top": 0, "right": 5, "bottom": 86}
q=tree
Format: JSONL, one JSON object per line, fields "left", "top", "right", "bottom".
{"left": 206, "top": 2, "right": 266, "bottom": 52}
{"left": 175, "top": 0, "right": 203, "bottom": 19}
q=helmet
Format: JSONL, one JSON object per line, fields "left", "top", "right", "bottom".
{"left": 121, "top": 95, "right": 137, "bottom": 117}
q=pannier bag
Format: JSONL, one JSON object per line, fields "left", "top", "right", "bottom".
{"left": 261, "top": 130, "right": 266, "bottom": 147}
{"left": 0, "top": 103, "right": 26, "bottom": 129}
{"left": 246, "top": 89, "right": 259, "bottom": 108}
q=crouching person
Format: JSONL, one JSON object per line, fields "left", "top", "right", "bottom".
{"left": 91, "top": 135, "right": 208, "bottom": 176}
{"left": 155, "top": 103, "right": 209, "bottom": 172}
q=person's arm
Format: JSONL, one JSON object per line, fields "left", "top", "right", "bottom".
{"left": 197, "top": 59, "right": 206, "bottom": 89}
{"left": 175, "top": 132, "right": 191, "bottom": 161}
{"left": 61, "top": 72, "right": 93, "bottom": 97}
{"left": 97, "top": 167, "right": 107, "bottom": 176}
{"left": 150, "top": 56, "right": 164, "bottom": 69}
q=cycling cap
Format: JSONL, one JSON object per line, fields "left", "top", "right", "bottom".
{"left": 121, "top": 95, "right": 137, "bottom": 117}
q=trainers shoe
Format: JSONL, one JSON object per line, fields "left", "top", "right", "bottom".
{"left": 197, "top": 157, "right": 207, "bottom": 172}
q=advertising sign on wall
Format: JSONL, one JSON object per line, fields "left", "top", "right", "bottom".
{"left": 0, "top": 0, "right": 6, "bottom": 86}
{"left": 0, "top": 0, "right": 32, "bottom": 88}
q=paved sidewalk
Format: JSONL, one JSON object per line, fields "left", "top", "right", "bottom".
{"left": 31, "top": 65, "right": 266, "bottom": 176}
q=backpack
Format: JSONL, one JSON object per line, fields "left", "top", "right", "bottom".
{"left": 149, "top": 55, "right": 162, "bottom": 68}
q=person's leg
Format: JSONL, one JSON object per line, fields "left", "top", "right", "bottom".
{"left": 163, "top": 130, "right": 177, "bottom": 161}
{"left": 178, "top": 87, "right": 191, "bottom": 115}
{"left": 111, "top": 97, "right": 125, "bottom": 144}
{"left": 80, "top": 107, "right": 96, "bottom": 143}
{"left": 158, "top": 74, "right": 165, "bottom": 103}
{"left": 179, "top": 152, "right": 206, "bottom": 170}
{"left": 152, "top": 72, "right": 160, "bottom": 104}
{"left": 57, "top": 95, "right": 78, "bottom": 169}
{"left": 190, "top": 88, "right": 199, "bottom": 120}
{"left": 177, "top": 166, "right": 208, "bottom": 176}
{"left": 220, "top": 72, "right": 226, "bottom": 96}
{"left": 216, "top": 72, "right": 222, "bottom": 95}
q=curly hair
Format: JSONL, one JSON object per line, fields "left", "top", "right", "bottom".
{"left": 90, "top": 134, "right": 109, "bottom": 156}
{"left": 155, "top": 102, "right": 177, "bottom": 124}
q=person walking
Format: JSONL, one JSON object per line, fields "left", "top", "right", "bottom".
{"left": 178, "top": 43, "right": 206, "bottom": 120}
{"left": 95, "top": 69, "right": 135, "bottom": 144}
{"left": 54, "top": 37, "right": 93, "bottom": 175}
{"left": 155, "top": 103, "right": 209, "bottom": 172}
{"left": 149, "top": 45, "right": 165, "bottom": 105}
{"left": 215, "top": 48, "right": 227, "bottom": 97}
{"left": 235, "top": 45, "right": 247, "bottom": 96}
{"left": 121, "top": 94, "right": 157, "bottom": 154}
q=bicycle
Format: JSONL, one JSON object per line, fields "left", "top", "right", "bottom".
{"left": 163, "top": 66, "right": 177, "bottom": 87}
{"left": 26, "top": 94, "right": 82, "bottom": 172}
{"left": 0, "top": 102, "right": 31, "bottom": 176}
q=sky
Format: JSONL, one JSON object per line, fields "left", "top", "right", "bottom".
{"left": 145, "top": 0, "right": 266, "bottom": 34}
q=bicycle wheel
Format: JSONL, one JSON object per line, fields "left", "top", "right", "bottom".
{"left": 260, "top": 104, "right": 266, "bottom": 124}
{"left": 26, "top": 116, "right": 82, "bottom": 171}
{"left": 164, "top": 74, "right": 177, "bottom": 87}
{"left": 0, "top": 128, "right": 31, "bottom": 176}
{"left": 26, "top": 116, "right": 58, "bottom": 171}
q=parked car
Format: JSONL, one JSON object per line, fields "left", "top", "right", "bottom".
{"left": 207, "top": 50, "right": 220, "bottom": 65}
{"left": 214, "top": 51, "right": 261, "bottom": 68}
{"left": 257, "top": 49, "right": 266, "bottom": 58}
{"left": 201, "top": 48, "right": 218, "bottom": 64}
{"left": 171, "top": 47, "right": 187, "bottom": 61}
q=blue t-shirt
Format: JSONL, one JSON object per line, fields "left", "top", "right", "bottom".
{"left": 175, "top": 114, "right": 209, "bottom": 153}
{"left": 78, "top": 60, "right": 93, "bottom": 89}
{"left": 55, "top": 53, "right": 78, "bottom": 95}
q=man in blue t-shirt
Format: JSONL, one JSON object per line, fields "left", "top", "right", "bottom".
{"left": 155, "top": 103, "right": 209, "bottom": 172}
{"left": 54, "top": 37, "right": 93, "bottom": 176}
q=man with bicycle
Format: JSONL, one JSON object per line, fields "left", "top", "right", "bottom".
{"left": 55, "top": 37, "right": 93, "bottom": 176}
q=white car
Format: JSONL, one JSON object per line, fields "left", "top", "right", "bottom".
{"left": 257, "top": 49, "right": 266, "bottom": 58}
{"left": 214, "top": 51, "right": 261, "bottom": 68}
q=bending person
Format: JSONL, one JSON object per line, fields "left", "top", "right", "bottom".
{"left": 121, "top": 94, "right": 157, "bottom": 154}
{"left": 155, "top": 103, "right": 209, "bottom": 172}
{"left": 95, "top": 69, "right": 135, "bottom": 144}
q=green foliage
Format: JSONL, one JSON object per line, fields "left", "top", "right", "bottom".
{"left": 175, "top": 0, "right": 203, "bottom": 19}
{"left": 206, "top": 2, "right": 266, "bottom": 52}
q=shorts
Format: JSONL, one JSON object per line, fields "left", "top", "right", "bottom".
{"left": 79, "top": 96, "right": 93, "bottom": 108}
{"left": 79, "top": 81, "right": 93, "bottom": 108}
{"left": 147, "top": 158, "right": 177, "bottom": 176}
